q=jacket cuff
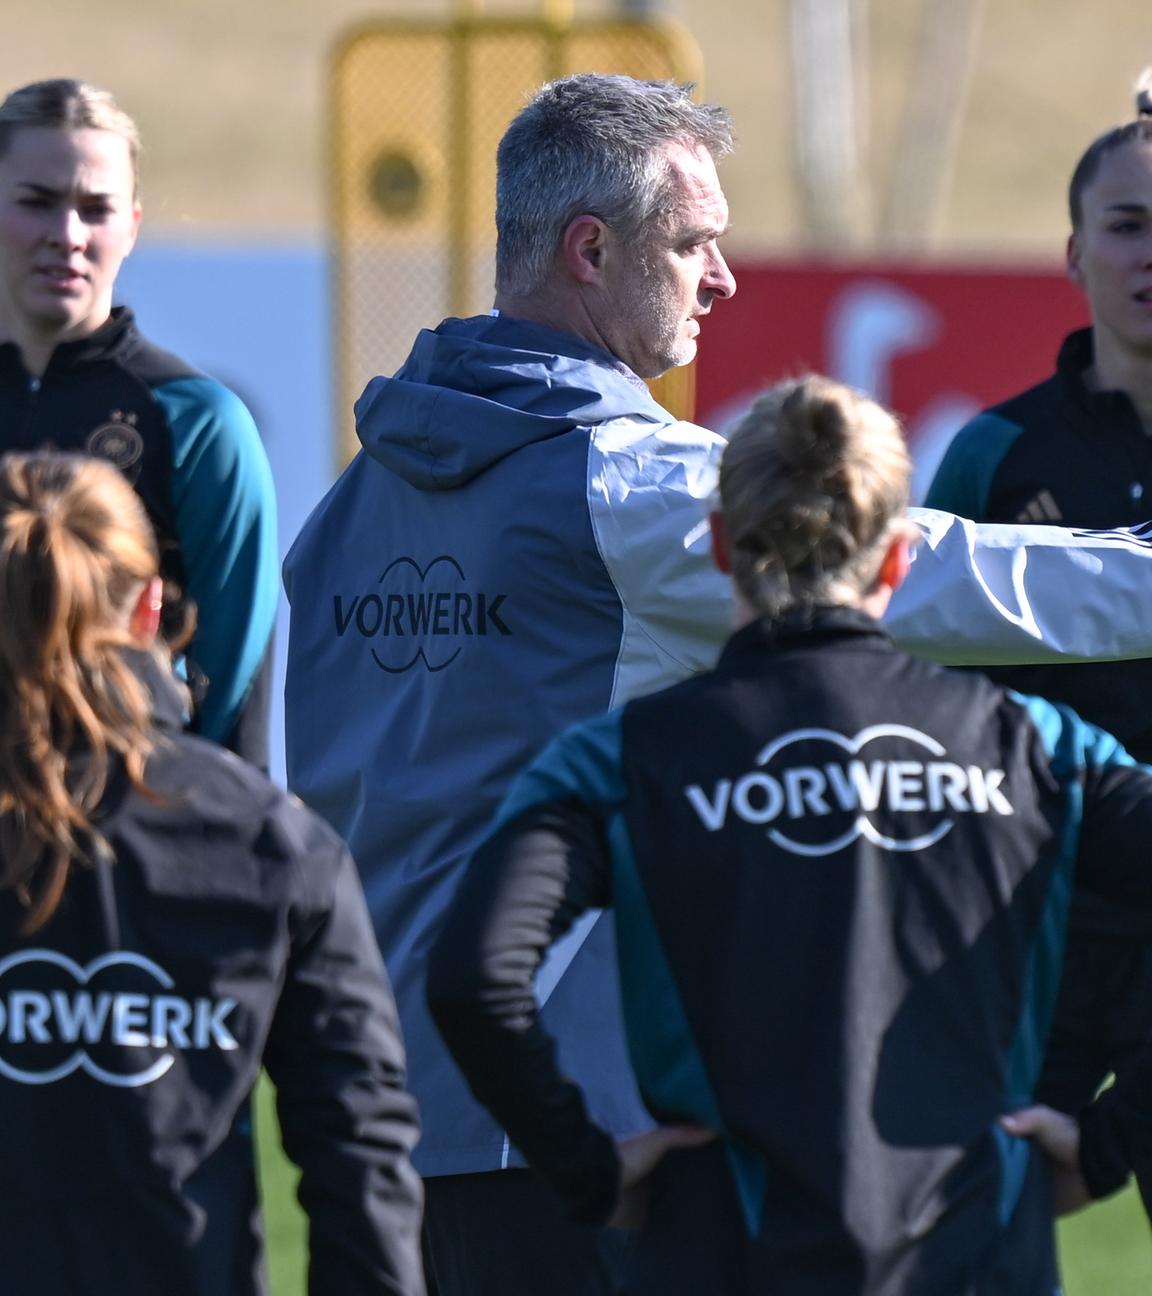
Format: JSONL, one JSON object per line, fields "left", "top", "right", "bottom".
{"left": 1078, "top": 1101, "right": 1133, "bottom": 1200}
{"left": 543, "top": 1123, "right": 622, "bottom": 1226}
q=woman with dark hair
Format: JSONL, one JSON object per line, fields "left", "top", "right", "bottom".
{"left": 0, "top": 77, "right": 278, "bottom": 767}
{"left": 925, "top": 67, "right": 1152, "bottom": 741}
{"left": 428, "top": 374, "right": 1152, "bottom": 1294}
{"left": 925, "top": 69, "right": 1152, "bottom": 1221}
{"left": 0, "top": 451, "right": 424, "bottom": 1296}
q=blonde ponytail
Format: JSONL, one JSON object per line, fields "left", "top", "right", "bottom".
{"left": 719, "top": 375, "right": 911, "bottom": 617}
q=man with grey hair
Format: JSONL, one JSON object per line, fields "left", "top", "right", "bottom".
{"left": 285, "top": 70, "right": 1152, "bottom": 1295}
{"left": 492, "top": 72, "right": 734, "bottom": 380}
{"left": 286, "top": 72, "right": 737, "bottom": 1295}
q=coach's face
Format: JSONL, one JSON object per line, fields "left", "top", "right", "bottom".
{"left": 598, "top": 142, "right": 736, "bottom": 380}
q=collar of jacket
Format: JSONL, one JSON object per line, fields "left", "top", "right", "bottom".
{"left": 718, "top": 605, "right": 893, "bottom": 666}
{"left": 52, "top": 650, "right": 188, "bottom": 777}
{"left": 354, "top": 312, "right": 676, "bottom": 491}
{"left": 0, "top": 306, "right": 137, "bottom": 382}
{"left": 1056, "top": 326, "right": 1143, "bottom": 424}
{"left": 122, "top": 647, "right": 190, "bottom": 734}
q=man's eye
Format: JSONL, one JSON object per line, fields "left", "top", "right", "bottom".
{"left": 16, "top": 196, "right": 50, "bottom": 209}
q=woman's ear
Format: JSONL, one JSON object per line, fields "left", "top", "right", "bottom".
{"left": 709, "top": 511, "right": 733, "bottom": 574}
{"left": 129, "top": 576, "right": 163, "bottom": 645}
{"left": 1066, "top": 231, "right": 1084, "bottom": 288}
{"left": 877, "top": 531, "right": 912, "bottom": 595}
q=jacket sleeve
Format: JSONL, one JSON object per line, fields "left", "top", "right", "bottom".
{"left": 587, "top": 419, "right": 733, "bottom": 703}
{"left": 1071, "top": 733, "right": 1152, "bottom": 1232}
{"left": 263, "top": 812, "right": 425, "bottom": 1296}
{"left": 1009, "top": 691, "right": 1152, "bottom": 1197}
{"left": 588, "top": 422, "right": 1152, "bottom": 678}
{"left": 154, "top": 375, "right": 279, "bottom": 764}
{"left": 887, "top": 511, "right": 1152, "bottom": 666}
{"left": 1078, "top": 1058, "right": 1152, "bottom": 1200}
{"left": 1011, "top": 690, "right": 1152, "bottom": 903}
{"left": 426, "top": 715, "right": 625, "bottom": 1225}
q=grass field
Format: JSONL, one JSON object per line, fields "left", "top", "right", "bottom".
{"left": 254, "top": 1076, "right": 1152, "bottom": 1295}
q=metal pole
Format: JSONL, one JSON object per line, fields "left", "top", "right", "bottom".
{"left": 789, "top": 0, "right": 868, "bottom": 249}
{"left": 448, "top": 11, "right": 474, "bottom": 316}
{"left": 878, "top": 0, "right": 986, "bottom": 249}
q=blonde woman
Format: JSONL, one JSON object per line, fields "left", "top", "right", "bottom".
{"left": 0, "top": 78, "right": 277, "bottom": 767}
{"left": 0, "top": 452, "right": 423, "bottom": 1295}
{"left": 429, "top": 375, "right": 1152, "bottom": 1295}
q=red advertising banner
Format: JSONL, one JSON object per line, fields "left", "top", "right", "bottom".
{"left": 694, "top": 261, "right": 1089, "bottom": 501}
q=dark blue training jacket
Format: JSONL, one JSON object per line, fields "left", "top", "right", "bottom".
{"left": 429, "top": 607, "right": 1152, "bottom": 1295}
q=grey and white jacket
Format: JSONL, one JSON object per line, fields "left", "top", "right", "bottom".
{"left": 283, "top": 312, "right": 1152, "bottom": 1176}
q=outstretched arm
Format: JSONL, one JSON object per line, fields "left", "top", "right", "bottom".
{"left": 888, "top": 511, "right": 1152, "bottom": 666}
{"left": 593, "top": 424, "right": 1152, "bottom": 680}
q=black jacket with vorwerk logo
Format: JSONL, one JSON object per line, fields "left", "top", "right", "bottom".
{"left": 430, "top": 607, "right": 1152, "bottom": 1295}
{"left": 0, "top": 656, "right": 424, "bottom": 1296}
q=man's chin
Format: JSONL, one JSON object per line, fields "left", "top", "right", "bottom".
{"left": 649, "top": 342, "right": 697, "bottom": 378}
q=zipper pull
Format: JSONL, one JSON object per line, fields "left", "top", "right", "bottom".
{"left": 28, "top": 376, "right": 40, "bottom": 394}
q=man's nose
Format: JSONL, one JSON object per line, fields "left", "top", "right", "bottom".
{"left": 705, "top": 247, "right": 736, "bottom": 300}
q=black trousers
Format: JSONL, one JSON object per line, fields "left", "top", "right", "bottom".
{"left": 421, "top": 1170, "right": 634, "bottom": 1296}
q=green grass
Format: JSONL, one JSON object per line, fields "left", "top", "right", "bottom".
{"left": 1058, "top": 1184, "right": 1152, "bottom": 1294}
{"left": 255, "top": 1076, "right": 306, "bottom": 1296}
{"left": 255, "top": 1075, "right": 1151, "bottom": 1294}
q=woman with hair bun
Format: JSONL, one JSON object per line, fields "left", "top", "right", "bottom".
{"left": 0, "top": 78, "right": 277, "bottom": 768}
{"left": 926, "top": 69, "right": 1152, "bottom": 1223}
{"left": 428, "top": 374, "right": 1152, "bottom": 1294}
{"left": 0, "top": 451, "right": 424, "bottom": 1295}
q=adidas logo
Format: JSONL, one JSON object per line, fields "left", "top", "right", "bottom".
{"left": 1014, "top": 490, "right": 1063, "bottom": 524}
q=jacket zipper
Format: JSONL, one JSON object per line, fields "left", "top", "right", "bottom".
{"left": 18, "top": 375, "right": 41, "bottom": 446}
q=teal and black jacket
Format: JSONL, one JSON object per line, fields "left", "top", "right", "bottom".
{"left": 925, "top": 327, "right": 1152, "bottom": 763}
{"left": 0, "top": 307, "right": 278, "bottom": 766}
{"left": 429, "top": 607, "right": 1152, "bottom": 1295}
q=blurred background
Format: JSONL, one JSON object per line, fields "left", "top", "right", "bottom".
{"left": 5, "top": 0, "right": 1140, "bottom": 487}
{"left": 3, "top": 5, "right": 1150, "bottom": 1288}
{"left": 5, "top": 0, "right": 1144, "bottom": 488}
{"left": 3, "top": 0, "right": 1145, "bottom": 251}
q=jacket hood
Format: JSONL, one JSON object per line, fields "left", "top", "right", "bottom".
{"left": 353, "top": 314, "right": 672, "bottom": 490}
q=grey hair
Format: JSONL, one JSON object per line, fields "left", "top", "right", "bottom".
{"left": 495, "top": 73, "right": 733, "bottom": 297}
